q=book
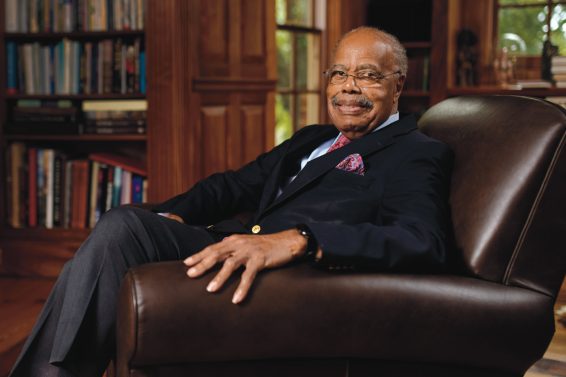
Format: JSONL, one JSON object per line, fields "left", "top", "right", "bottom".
{"left": 71, "top": 160, "right": 90, "bottom": 229}
{"left": 88, "top": 161, "right": 101, "bottom": 228}
{"left": 28, "top": 148, "right": 38, "bottom": 227}
{"left": 131, "top": 174, "right": 143, "bottom": 203}
{"left": 88, "top": 152, "right": 147, "bottom": 176}
{"left": 8, "top": 143, "right": 26, "bottom": 228}
{"left": 5, "top": 0, "right": 18, "bottom": 32}
{"left": 120, "top": 169, "right": 132, "bottom": 204}
{"left": 44, "top": 149, "right": 55, "bottom": 229}
{"left": 82, "top": 99, "right": 148, "bottom": 111}
{"left": 516, "top": 80, "right": 553, "bottom": 89}
{"left": 63, "top": 160, "right": 73, "bottom": 228}
{"left": 6, "top": 42, "right": 18, "bottom": 94}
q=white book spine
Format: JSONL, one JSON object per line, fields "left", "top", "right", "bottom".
{"left": 45, "top": 149, "right": 55, "bottom": 229}
{"left": 120, "top": 170, "right": 132, "bottom": 204}
{"left": 5, "top": 0, "right": 18, "bottom": 32}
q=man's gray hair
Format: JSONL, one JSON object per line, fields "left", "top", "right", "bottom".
{"left": 337, "top": 26, "right": 408, "bottom": 76}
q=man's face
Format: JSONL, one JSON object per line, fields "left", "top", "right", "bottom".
{"left": 326, "top": 32, "right": 405, "bottom": 140}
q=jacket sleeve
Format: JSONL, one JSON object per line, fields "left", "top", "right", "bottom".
{"left": 150, "top": 137, "right": 292, "bottom": 226}
{"left": 306, "top": 140, "right": 454, "bottom": 271}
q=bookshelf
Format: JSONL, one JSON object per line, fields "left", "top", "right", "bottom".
{"left": 0, "top": 0, "right": 277, "bottom": 278}
{"left": 0, "top": 0, "right": 148, "bottom": 276}
{"left": 365, "top": 0, "right": 448, "bottom": 116}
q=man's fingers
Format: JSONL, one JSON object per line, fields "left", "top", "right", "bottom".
{"left": 206, "top": 255, "right": 243, "bottom": 293}
{"left": 232, "top": 258, "right": 262, "bottom": 304}
{"left": 187, "top": 254, "right": 220, "bottom": 278}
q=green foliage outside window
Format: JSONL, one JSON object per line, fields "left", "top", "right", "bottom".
{"left": 498, "top": 0, "right": 566, "bottom": 55}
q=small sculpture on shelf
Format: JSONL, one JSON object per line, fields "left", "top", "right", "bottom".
{"left": 493, "top": 46, "right": 516, "bottom": 87}
{"left": 456, "top": 29, "right": 478, "bottom": 87}
{"left": 541, "top": 39, "right": 558, "bottom": 81}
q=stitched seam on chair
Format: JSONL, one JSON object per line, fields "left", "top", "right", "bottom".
{"left": 129, "top": 269, "right": 140, "bottom": 372}
{"left": 503, "top": 130, "right": 566, "bottom": 286}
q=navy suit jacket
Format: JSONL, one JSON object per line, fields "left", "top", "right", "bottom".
{"left": 153, "top": 114, "right": 453, "bottom": 271}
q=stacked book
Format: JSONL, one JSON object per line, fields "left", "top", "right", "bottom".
{"left": 82, "top": 99, "right": 146, "bottom": 134}
{"left": 6, "top": 99, "right": 80, "bottom": 134}
{"left": 6, "top": 144, "right": 147, "bottom": 229}
{"left": 5, "top": 0, "right": 145, "bottom": 33}
{"left": 552, "top": 56, "right": 566, "bottom": 88}
{"left": 6, "top": 38, "right": 146, "bottom": 95}
{"left": 545, "top": 96, "right": 566, "bottom": 109}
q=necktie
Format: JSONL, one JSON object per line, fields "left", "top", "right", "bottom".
{"left": 326, "top": 133, "right": 350, "bottom": 153}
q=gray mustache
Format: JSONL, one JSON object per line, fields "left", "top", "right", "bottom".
{"left": 331, "top": 95, "right": 373, "bottom": 109}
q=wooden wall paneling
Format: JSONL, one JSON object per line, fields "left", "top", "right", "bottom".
{"left": 200, "top": 0, "right": 230, "bottom": 77}
{"left": 147, "top": 0, "right": 199, "bottom": 202}
{"left": 241, "top": 0, "right": 266, "bottom": 78}
{"left": 241, "top": 103, "right": 267, "bottom": 164}
{"left": 201, "top": 102, "right": 229, "bottom": 177}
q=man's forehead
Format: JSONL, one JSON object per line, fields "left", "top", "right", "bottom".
{"left": 330, "top": 63, "right": 380, "bottom": 71}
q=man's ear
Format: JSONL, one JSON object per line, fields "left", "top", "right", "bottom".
{"left": 396, "top": 74, "right": 406, "bottom": 96}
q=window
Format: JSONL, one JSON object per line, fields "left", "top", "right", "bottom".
{"left": 497, "top": 0, "right": 566, "bottom": 55}
{"left": 275, "top": 0, "right": 322, "bottom": 145}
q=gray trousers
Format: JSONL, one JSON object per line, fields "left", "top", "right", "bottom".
{"left": 9, "top": 206, "right": 218, "bottom": 377}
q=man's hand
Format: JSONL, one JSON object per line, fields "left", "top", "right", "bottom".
{"left": 183, "top": 229, "right": 307, "bottom": 304}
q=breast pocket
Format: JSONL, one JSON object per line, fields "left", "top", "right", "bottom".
{"left": 322, "top": 168, "right": 376, "bottom": 189}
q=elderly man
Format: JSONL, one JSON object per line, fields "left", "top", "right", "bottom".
{"left": 10, "top": 26, "right": 452, "bottom": 377}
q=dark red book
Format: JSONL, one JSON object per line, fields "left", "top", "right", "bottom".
{"left": 71, "top": 160, "right": 90, "bottom": 229}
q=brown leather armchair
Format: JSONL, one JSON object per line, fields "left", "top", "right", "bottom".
{"left": 115, "top": 95, "right": 566, "bottom": 377}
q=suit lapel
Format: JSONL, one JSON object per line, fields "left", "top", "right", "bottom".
{"left": 263, "top": 114, "right": 417, "bottom": 213}
{"left": 255, "top": 125, "right": 338, "bottom": 215}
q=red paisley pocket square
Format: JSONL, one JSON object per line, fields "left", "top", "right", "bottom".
{"left": 335, "top": 153, "right": 366, "bottom": 176}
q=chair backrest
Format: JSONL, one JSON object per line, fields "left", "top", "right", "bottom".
{"left": 419, "top": 95, "right": 566, "bottom": 297}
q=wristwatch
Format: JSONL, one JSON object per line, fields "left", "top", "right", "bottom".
{"left": 296, "top": 224, "right": 318, "bottom": 260}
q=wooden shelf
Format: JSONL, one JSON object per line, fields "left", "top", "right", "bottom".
{"left": 447, "top": 86, "right": 566, "bottom": 97}
{"left": 5, "top": 134, "right": 147, "bottom": 141}
{"left": 4, "top": 30, "right": 144, "bottom": 40}
{"left": 403, "top": 41, "right": 432, "bottom": 49}
{"left": 6, "top": 93, "right": 146, "bottom": 100}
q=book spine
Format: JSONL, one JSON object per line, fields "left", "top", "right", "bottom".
{"left": 120, "top": 169, "right": 131, "bottom": 204}
{"left": 113, "top": 38, "right": 122, "bottom": 93}
{"left": 36, "top": 149, "right": 46, "bottom": 227}
{"left": 88, "top": 160, "right": 99, "bottom": 227}
{"left": 5, "top": 0, "right": 18, "bottom": 32}
{"left": 6, "top": 42, "right": 18, "bottom": 94}
{"left": 28, "top": 147, "right": 38, "bottom": 227}
{"left": 139, "top": 49, "right": 146, "bottom": 94}
{"left": 53, "top": 151, "right": 63, "bottom": 226}
{"left": 131, "top": 174, "right": 143, "bottom": 203}
{"left": 9, "top": 143, "right": 26, "bottom": 228}
{"left": 105, "top": 165, "right": 114, "bottom": 212}
{"left": 112, "top": 166, "right": 122, "bottom": 208}
{"left": 44, "top": 149, "right": 54, "bottom": 229}
{"left": 63, "top": 160, "right": 72, "bottom": 228}
{"left": 103, "top": 39, "right": 113, "bottom": 93}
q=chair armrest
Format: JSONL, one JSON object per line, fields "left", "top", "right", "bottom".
{"left": 116, "top": 261, "right": 554, "bottom": 374}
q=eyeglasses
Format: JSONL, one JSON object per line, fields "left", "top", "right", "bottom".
{"left": 323, "top": 69, "right": 402, "bottom": 87}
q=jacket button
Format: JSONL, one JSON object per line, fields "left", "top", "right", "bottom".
{"left": 252, "top": 225, "right": 261, "bottom": 234}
